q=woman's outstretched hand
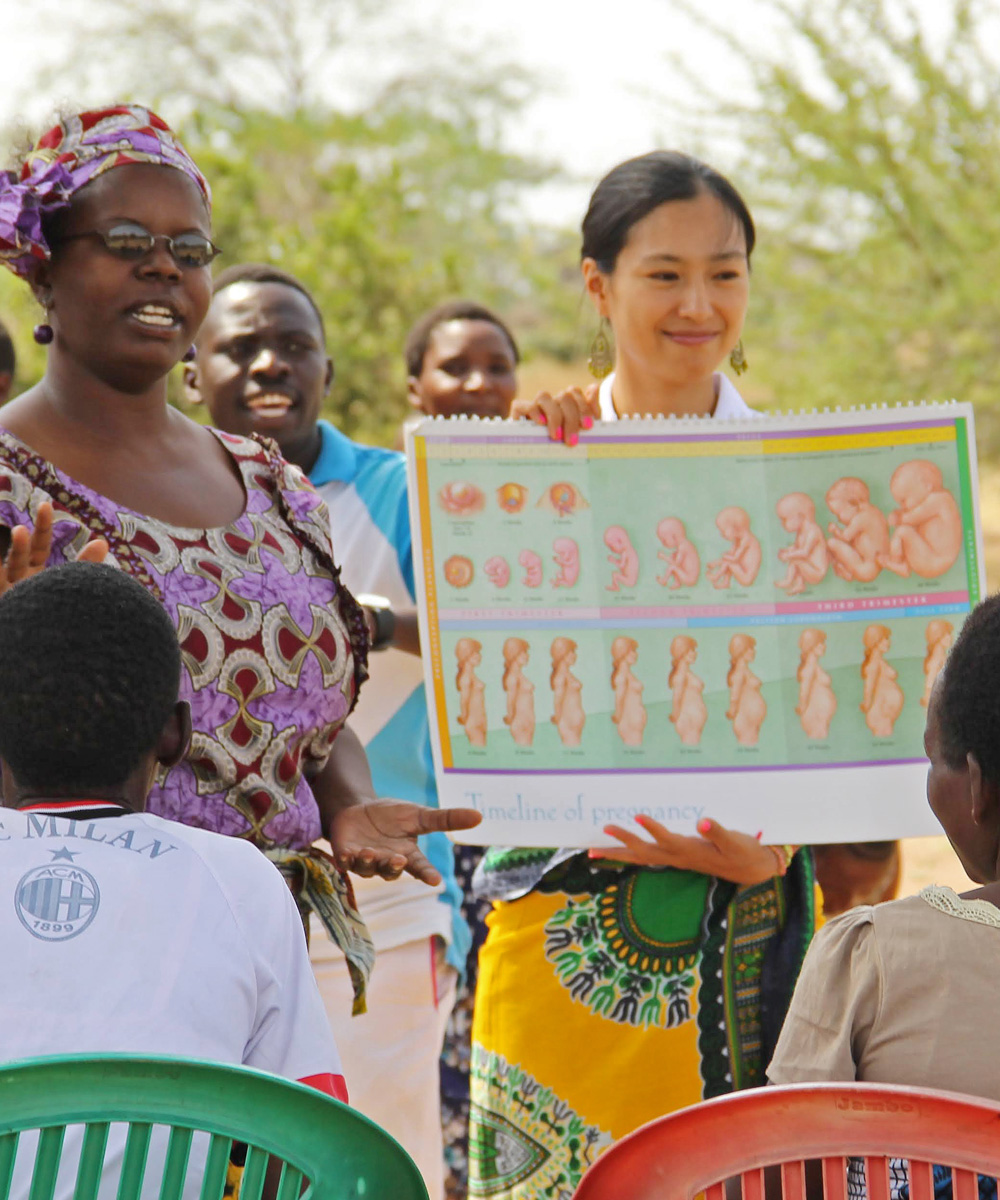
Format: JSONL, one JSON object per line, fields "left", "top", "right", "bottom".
{"left": 328, "top": 800, "right": 482, "bottom": 884}
{"left": 510, "top": 384, "right": 602, "bottom": 446}
{"left": 0, "top": 502, "right": 109, "bottom": 596}
{"left": 589, "top": 814, "right": 785, "bottom": 886}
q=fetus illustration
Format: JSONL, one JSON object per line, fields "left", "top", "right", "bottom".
{"left": 775, "top": 493, "right": 828, "bottom": 595}
{"left": 497, "top": 482, "right": 528, "bottom": 514}
{"left": 455, "top": 638, "right": 487, "bottom": 746}
{"left": 550, "top": 636, "right": 585, "bottom": 746}
{"left": 537, "top": 481, "right": 589, "bottom": 517}
{"left": 796, "top": 629, "right": 837, "bottom": 740}
{"left": 706, "top": 507, "right": 762, "bottom": 589}
{"left": 551, "top": 537, "right": 580, "bottom": 588}
{"left": 502, "top": 637, "right": 536, "bottom": 746}
{"left": 825, "top": 477, "right": 889, "bottom": 582}
{"left": 610, "top": 636, "right": 646, "bottom": 746}
{"left": 860, "top": 624, "right": 904, "bottom": 738}
{"left": 656, "top": 517, "right": 700, "bottom": 588}
{"left": 519, "top": 549, "right": 543, "bottom": 588}
{"left": 443, "top": 555, "right": 474, "bottom": 588}
{"left": 921, "top": 618, "right": 954, "bottom": 707}
{"left": 484, "top": 556, "right": 511, "bottom": 588}
{"left": 726, "top": 634, "right": 767, "bottom": 746}
{"left": 604, "top": 525, "right": 640, "bottom": 591}
{"left": 438, "top": 481, "right": 485, "bottom": 516}
{"left": 668, "top": 635, "right": 707, "bottom": 746}
{"left": 879, "top": 460, "right": 962, "bottom": 579}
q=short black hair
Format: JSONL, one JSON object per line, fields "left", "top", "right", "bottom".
{"left": 210, "top": 262, "right": 326, "bottom": 341}
{"left": 0, "top": 317, "right": 14, "bottom": 378}
{"left": 404, "top": 300, "right": 520, "bottom": 378}
{"left": 581, "top": 151, "right": 756, "bottom": 273}
{"left": 0, "top": 563, "right": 181, "bottom": 792}
{"left": 937, "top": 595, "right": 1000, "bottom": 786}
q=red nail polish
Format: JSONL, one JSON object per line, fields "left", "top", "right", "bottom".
{"left": 553, "top": 426, "right": 563, "bottom": 439}
{"left": 698, "top": 818, "right": 711, "bottom": 834}
{"left": 538, "top": 411, "right": 548, "bottom": 423}
{"left": 567, "top": 433, "right": 578, "bottom": 447}
{"left": 582, "top": 415, "right": 594, "bottom": 430}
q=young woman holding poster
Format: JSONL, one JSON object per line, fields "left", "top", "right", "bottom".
{"left": 468, "top": 152, "right": 819, "bottom": 1198}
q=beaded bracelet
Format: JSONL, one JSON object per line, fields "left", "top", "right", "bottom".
{"left": 769, "top": 844, "right": 798, "bottom": 877}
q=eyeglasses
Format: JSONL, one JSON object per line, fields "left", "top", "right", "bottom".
{"left": 54, "top": 221, "right": 221, "bottom": 269}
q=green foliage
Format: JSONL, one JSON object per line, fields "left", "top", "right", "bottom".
{"left": 1, "top": 0, "right": 582, "bottom": 443}
{"left": 676, "top": 0, "right": 1000, "bottom": 446}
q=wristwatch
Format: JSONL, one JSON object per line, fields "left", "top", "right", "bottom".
{"left": 356, "top": 594, "right": 396, "bottom": 652}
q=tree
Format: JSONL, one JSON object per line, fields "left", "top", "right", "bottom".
{"left": 671, "top": 0, "right": 1000, "bottom": 446}
{"left": 0, "top": 0, "right": 581, "bottom": 442}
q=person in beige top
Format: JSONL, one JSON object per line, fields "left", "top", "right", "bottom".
{"left": 769, "top": 592, "right": 1000, "bottom": 1106}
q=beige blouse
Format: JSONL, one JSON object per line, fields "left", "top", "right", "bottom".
{"left": 768, "top": 886, "right": 1000, "bottom": 1101}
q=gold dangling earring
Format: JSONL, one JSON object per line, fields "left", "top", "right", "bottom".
{"left": 729, "top": 339, "right": 749, "bottom": 376}
{"left": 587, "top": 318, "right": 613, "bottom": 379}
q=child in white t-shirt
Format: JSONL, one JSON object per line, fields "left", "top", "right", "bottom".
{"left": 0, "top": 562, "right": 345, "bottom": 1199}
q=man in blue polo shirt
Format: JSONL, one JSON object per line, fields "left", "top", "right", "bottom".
{"left": 186, "top": 263, "right": 465, "bottom": 1199}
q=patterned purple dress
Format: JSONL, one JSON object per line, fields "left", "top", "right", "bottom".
{"left": 0, "top": 426, "right": 373, "bottom": 993}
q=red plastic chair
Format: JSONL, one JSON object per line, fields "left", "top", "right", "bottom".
{"left": 571, "top": 1083, "right": 1000, "bottom": 1200}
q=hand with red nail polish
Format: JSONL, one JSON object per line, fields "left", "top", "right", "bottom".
{"left": 587, "top": 813, "right": 785, "bottom": 884}
{"left": 509, "top": 383, "right": 602, "bottom": 446}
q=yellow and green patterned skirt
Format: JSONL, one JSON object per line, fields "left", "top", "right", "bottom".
{"left": 469, "top": 855, "right": 818, "bottom": 1198}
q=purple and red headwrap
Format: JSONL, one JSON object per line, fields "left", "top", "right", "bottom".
{"left": 0, "top": 104, "right": 211, "bottom": 279}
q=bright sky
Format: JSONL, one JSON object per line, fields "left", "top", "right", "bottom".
{"left": 0, "top": 0, "right": 963, "bottom": 224}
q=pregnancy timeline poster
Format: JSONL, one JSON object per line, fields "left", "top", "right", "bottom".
{"left": 406, "top": 404, "right": 984, "bottom": 846}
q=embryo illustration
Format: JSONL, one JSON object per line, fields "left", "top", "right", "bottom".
{"left": 537, "top": 481, "right": 589, "bottom": 517}
{"left": 484, "top": 556, "right": 511, "bottom": 588}
{"left": 726, "top": 634, "right": 767, "bottom": 745}
{"left": 519, "top": 549, "right": 543, "bottom": 588}
{"left": 878, "top": 460, "right": 962, "bottom": 579}
{"left": 604, "top": 525, "right": 640, "bottom": 591}
{"left": 796, "top": 629, "right": 837, "bottom": 740}
{"left": 551, "top": 537, "right": 580, "bottom": 588}
{"left": 550, "top": 637, "right": 585, "bottom": 746}
{"left": 502, "top": 637, "right": 535, "bottom": 746}
{"left": 455, "top": 638, "right": 487, "bottom": 746}
{"left": 610, "top": 636, "right": 646, "bottom": 746}
{"left": 825, "top": 477, "right": 889, "bottom": 582}
{"left": 668, "top": 635, "right": 707, "bottom": 746}
{"left": 438, "top": 481, "right": 485, "bottom": 516}
{"left": 860, "top": 625, "right": 904, "bottom": 738}
{"left": 497, "top": 482, "right": 528, "bottom": 514}
{"left": 706, "top": 507, "right": 762, "bottom": 589}
{"left": 921, "top": 619, "right": 953, "bottom": 707}
{"left": 443, "top": 555, "right": 474, "bottom": 588}
{"left": 656, "top": 517, "right": 700, "bottom": 588}
{"left": 775, "top": 493, "right": 828, "bottom": 595}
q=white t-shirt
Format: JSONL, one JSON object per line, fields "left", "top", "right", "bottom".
{"left": 1, "top": 802, "right": 344, "bottom": 1200}
{"left": 598, "top": 370, "right": 756, "bottom": 421}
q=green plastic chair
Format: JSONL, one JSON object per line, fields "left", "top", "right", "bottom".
{"left": 0, "top": 1054, "right": 427, "bottom": 1200}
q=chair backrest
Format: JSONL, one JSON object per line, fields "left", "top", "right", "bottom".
{"left": 0, "top": 1054, "right": 427, "bottom": 1200}
{"left": 571, "top": 1082, "right": 1000, "bottom": 1200}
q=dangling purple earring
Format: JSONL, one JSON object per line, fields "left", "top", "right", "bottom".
{"left": 33, "top": 322, "right": 53, "bottom": 345}
{"left": 182, "top": 345, "right": 196, "bottom": 363}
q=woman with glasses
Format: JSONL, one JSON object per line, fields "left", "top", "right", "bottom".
{"left": 0, "top": 105, "right": 479, "bottom": 1017}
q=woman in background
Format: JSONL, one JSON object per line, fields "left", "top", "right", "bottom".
{"left": 404, "top": 300, "right": 521, "bottom": 1200}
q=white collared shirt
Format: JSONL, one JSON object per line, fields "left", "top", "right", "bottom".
{"left": 598, "top": 371, "right": 758, "bottom": 420}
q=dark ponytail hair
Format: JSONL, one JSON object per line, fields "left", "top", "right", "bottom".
{"left": 581, "top": 151, "right": 756, "bottom": 273}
